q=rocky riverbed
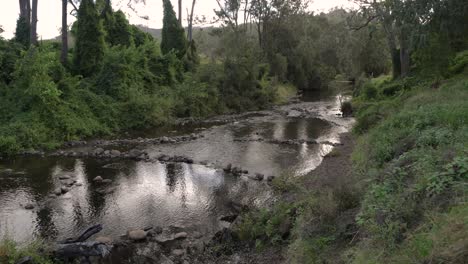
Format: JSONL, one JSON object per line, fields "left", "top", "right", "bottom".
{"left": 0, "top": 92, "right": 353, "bottom": 263}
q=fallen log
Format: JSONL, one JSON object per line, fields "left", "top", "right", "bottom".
{"left": 60, "top": 224, "right": 103, "bottom": 244}
{"left": 55, "top": 241, "right": 112, "bottom": 259}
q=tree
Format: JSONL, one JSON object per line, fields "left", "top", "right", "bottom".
{"left": 61, "top": 0, "right": 68, "bottom": 65}
{"left": 178, "top": 0, "right": 182, "bottom": 23}
{"left": 73, "top": 0, "right": 105, "bottom": 77}
{"left": 104, "top": 10, "right": 134, "bottom": 47}
{"left": 161, "top": 0, "right": 187, "bottom": 58}
{"left": 187, "top": 0, "right": 196, "bottom": 41}
{"left": 15, "top": 0, "right": 31, "bottom": 47}
{"left": 30, "top": 0, "right": 38, "bottom": 45}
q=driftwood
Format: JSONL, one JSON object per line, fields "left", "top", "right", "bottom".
{"left": 54, "top": 224, "right": 112, "bottom": 263}
{"left": 60, "top": 224, "right": 103, "bottom": 244}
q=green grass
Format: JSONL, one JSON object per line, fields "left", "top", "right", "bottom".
{"left": 0, "top": 239, "right": 54, "bottom": 264}
{"left": 347, "top": 73, "right": 468, "bottom": 263}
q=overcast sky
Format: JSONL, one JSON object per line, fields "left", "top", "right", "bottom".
{"left": 0, "top": 0, "right": 355, "bottom": 39}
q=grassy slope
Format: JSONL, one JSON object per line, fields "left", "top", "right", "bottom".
{"left": 348, "top": 73, "right": 468, "bottom": 263}
{"left": 234, "top": 72, "right": 468, "bottom": 264}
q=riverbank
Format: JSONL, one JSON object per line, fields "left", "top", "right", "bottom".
{"left": 179, "top": 131, "right": 356, "bottom": 264}
{"left": 211, "top": 73, "right": 467, "bottom": 264}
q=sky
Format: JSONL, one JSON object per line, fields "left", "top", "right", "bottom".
{"left": 0, "top": 0, "right": 356, "bottom": 39}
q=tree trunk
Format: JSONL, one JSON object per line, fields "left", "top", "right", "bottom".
{"left": 178, "top": 0, "right": 182, "bottom": 24}
{"left": 400, "top": 47, "right": 410, "bottom": 77}
{"left": 30, "top": 0, "right": 38, "bottom": 45}
{"left": 61, "top": 0, "right": 68, "bottom": 65}
{"left": 391, "top": 48, "right": 401, "bottom": 78}
{"left": 399, "top": 29, "right": 411, "bottom": 77}
{"left": 188, "top": 0, "right": 196, "bottom": 41}
{"left": 19, "top": 0, "right": 30, "bottom": 22}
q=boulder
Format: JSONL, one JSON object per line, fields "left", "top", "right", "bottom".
{"left": 93, "top": 148, "right": 104, "bottom": 155}
{"left": 220, "top": 215, "right": 238, "bottom": 223}
{"left": 249, "top": 173, "right": 264, "bottom": 181}
{"left": 267, "top": 175, "right": 276, "bottom": 182}
{"left": 93, "top": 176, "right": 103, "bottom": 182}
{"left": 127, "top": 230, "right": 147, "bottom": 241}
{"left": 174, "top": 232, "right": 188, "bottom": 240}
{"left": 54, "top": 188, "right": 62, "bottom": 196}
{"left": 223, "top": 164, "right": 232, "bottom": 172}
{"left": 193, "top": 231, "right": 202, "bottom": 239}
{"left": 95, "top": 236, "right": 113, "bottom": 245}
{"left": 110, "top": 150, "right": 121, "bottom": 157}
{"left": 24, "top": 203, "right": 35, "bottom": 210}
{"left": 171, "top": 249, "right": 185, "bottom": 257}
{"left": 61, "top": 187, "right": 70, "bottom": 194}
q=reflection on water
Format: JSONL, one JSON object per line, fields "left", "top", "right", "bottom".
{"left": 0, "top": 95, "right": 353, "bottom": 243}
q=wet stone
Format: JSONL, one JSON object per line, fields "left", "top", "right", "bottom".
{"left": 93, "top": 176, "right": 103, "bottom": 182}
{"left": 128, "top": 230, "right": 147, "bottom": 241}
{"left": 174, "top": 232, "right": 188, "bottom": 240}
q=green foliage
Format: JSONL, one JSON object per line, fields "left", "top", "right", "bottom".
{"left": 173, "top": 74, "right": 220, "bottom": 117}
{"left": 0, "top": 40, "right": 22, "bottom": 84}
{"left": 237, "top": 203, "right": 295, "bottom": 247}
{"left": 73, "top": 0, "right": 105, "bottom": 77}
{"left": 0, "top": 239, "right": 53, "bottom": 264}
{"left": 449, "top": 50, "right": 468, "bottom": 75}
{"left": 131, "top": 25, "right": 153, "bottom": 47}
{"left": 14, "top": 16, "right": 30, "bottom": 47}
{"left": 104, "top": 10, "right": 134, "bottom": 47}
{"left": 161, "top": 0, "right": 187, "bottom": 58}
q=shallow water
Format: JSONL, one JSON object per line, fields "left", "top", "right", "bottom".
{"left": 0, "top": 93, "right": 353, "bottom": 244}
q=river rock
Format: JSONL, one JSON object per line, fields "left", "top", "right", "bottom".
{"left": 93, "top": 148, "right": 104, "bottom": 155}
{"left": 249, "top": 173, "right": 264, "bottom": 181}
{"left": 267, "top": 175, "right": 276, "bottom": 182}
{"left": 93, "top": 176, "right": 103, "bottom": 182}
{"left": 220, "top": 215, "right": 238, "bottom": 223}
{"left": 2, "top": 169, "right": 14, "bottom": 174}
{"left": 95, "top": 236, "right": 113, "bottom": 245}
{"left": 171, "top": 249, "right": 185, "bottom": 257}
{"left": 110, "top": 150, "right": 121, "bottom": 157}
{"left": 193, "top": 231, "right": 202, "bottom": 239}
{"left": 24, "top": 203, "right": 34, "bottom": 210}
{"left": 174, "top": 232, "right": 188, "bottom": 240}
{"left": 154, "top": 226, "right": 163, "bottom": 234}
{"left": 61, "top": 186, "right": 70, "bottom": 194}
{"left": 223, "top": 163, "right": 232, "bottom": 172}
{"left": 58, "top": 175, "right": 71, "bottom": 180}
{"left": 54, "top": 188, "right": 62, "bottom": 195}
{"left": 75, "top": 182, "right": 83, "bottom": 186}
{"left": 128, "top": 230, "right": 147, "bottom": 241}
{"left": 61, "top": 179, "right": 75, "bottom": 187}
{"left": 101, "top": 179, "right": 112, "bottom": 184}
